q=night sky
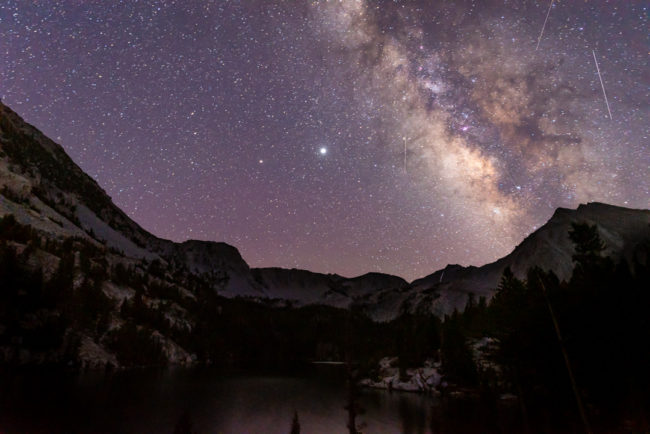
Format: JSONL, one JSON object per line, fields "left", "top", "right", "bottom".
{"left": 1, "top": 1, "right": 648, "bottom": 280}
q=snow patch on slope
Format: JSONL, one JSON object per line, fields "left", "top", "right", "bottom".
{"left": 75, "top": 204, "right": 156, "bottom": 260}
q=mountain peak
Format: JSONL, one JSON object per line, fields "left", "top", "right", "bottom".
{"left": 549, "top": 202, "right": 649, "bottom": 224}
{"left": 2, "top": 99, "right": 649, "bottom": 322}
{"left": 396, "top": 201, "right": 650, "bottom": 318}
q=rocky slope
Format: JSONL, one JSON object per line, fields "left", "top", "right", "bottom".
{"left": 372, "top": 202, "right": 650, "bottom": 318}
{"left": 0, "top": 101, "right": 405, "bottom": 305}
{"left": 1, "top": 100, "right": 649, "bottom": 367}
{"left": 0, "top": 100, "right": 407, "bottom": 366}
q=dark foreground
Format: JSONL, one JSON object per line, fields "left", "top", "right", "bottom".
{"left": 0, "top": 365, "right": 528, "bottom": 434}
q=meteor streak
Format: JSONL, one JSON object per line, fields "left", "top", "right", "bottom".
{"left": 536, "top": 0, "right": 554, "bottom": 50}
{"left": 592, "top": 50, "right": 613, "bottom": 120}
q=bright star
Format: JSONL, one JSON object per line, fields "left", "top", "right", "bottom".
{"left": 319, "top": 147, "right": 327, "bottom": 155}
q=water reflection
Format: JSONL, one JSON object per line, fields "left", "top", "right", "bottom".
{"left": 0, "top": 366, "right": 518, "bottom": 433}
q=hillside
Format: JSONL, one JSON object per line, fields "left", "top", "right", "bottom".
{"left": 1, "top": 100, "right": 649, "bottom": 368}
{"left": 372, "top": 203, "right": 650, "bottom": 318}
{"left": 0, "top": 101, "right": 405, "bottom": 305}
{"left": 0, "top": 101, "right": 404, "bottom": 367}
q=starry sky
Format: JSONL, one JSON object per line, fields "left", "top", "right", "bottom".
{"left": 1, "top": 0, "right": 648, "bottom": 280}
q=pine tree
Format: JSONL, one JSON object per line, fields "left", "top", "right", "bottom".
{"left": 440, "top": 311, "right": 477, "bottom": 386}
{"left": 488, "top": 267, "right": 527, "bottom": 334}
{"left": 568, "top": 222, "right": 611, "bottom": 283}
{"left": 290, "top": 411, "right": 300, "bottom": 434}
{"left": 569, "top": 222, "right": 605, "bottom": 264}
{"left": 345, "top": 363, "right": 364, "bottom": 434}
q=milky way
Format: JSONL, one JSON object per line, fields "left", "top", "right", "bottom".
{"left": 1, "top": 1, "right": 648, "bottom": 280}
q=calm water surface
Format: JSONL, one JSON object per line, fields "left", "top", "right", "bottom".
{"left": 0, "top": 365, "right": 453, "bottom": 434}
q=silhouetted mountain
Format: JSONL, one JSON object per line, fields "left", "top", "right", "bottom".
{"left": 373, "top": 202, "right": 650, "bottom": 318}
{"left": 1, "top": 100, "right": 648, "bottom": 367}
{"left": 0, "top": 101, "right": 404, "bottom": 366}
{"left": 0, "top": 101, "right": 403, "bottom": 303}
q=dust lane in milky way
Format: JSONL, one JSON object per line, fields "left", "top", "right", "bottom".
{"left": 0, "top": 1, "right": 648, "bottom": 280}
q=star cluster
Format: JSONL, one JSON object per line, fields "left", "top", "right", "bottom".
{"left": 1, "top": 0, "right": 647, "bottom": 280}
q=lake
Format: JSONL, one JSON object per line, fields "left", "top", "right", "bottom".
{"left": 0, "top": 365, "right": 519, "bottom": 433}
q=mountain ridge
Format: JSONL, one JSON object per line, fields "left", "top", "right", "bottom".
{"left": 0, "top": 100, "right": 408, "bottom": 306}
{"left": 2, "top": 100, "right": 649, "bottom": 322}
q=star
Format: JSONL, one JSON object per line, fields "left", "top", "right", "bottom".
{"left": 0, "top": 0, "right": 645, "bottom": 280}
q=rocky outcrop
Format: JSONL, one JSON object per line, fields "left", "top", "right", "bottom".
{"left": 360, "top": 357, "right": 442, "bottom": 393}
